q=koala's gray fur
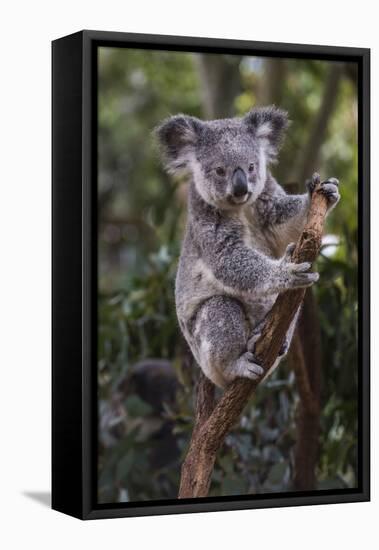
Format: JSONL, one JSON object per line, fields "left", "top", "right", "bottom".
{"left": 156, "top": 106, "right": 340, "bottom": 388}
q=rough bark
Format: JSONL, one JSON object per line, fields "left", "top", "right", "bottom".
{"left": 178, "top": 175, "right": 329, "bottom": 498}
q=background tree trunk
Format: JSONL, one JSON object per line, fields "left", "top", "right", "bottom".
{"left": 289, "top": 289, "right": 322, "bottom": 490}
{"left": 194, "top": 54, "right": 242, "bottom": 119}
{"left": 257, "top": 58, "right": 288, "bottom": 106}
{"left": 292, "top": 63, "right": 343, "bottom": 185}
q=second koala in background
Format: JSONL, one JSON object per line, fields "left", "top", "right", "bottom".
{"left": 156, "top": 106, "right": 340, "bottom": 388}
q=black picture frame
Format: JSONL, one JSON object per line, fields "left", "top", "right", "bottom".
{"left": 52, "top": 30, "right": 370, "bottom": 520}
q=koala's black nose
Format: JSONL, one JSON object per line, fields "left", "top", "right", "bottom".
{"left": 232, "top": 168, "right": 248, "bottom": 197}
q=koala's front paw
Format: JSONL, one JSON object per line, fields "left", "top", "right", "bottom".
{"left": 280, "top": 253, "right": 319, "bottom": 290}
{"left": 318, "top": 177, "right": 340, "bottom": 209}
{"left": 306, "top": 172, "right": 340, "bottom": 210}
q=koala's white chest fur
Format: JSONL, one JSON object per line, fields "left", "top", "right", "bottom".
{"left": 239, "top": 208, "right": 279, "bottom": 258}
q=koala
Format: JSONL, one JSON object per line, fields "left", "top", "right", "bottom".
{"left": 156, "top": 106, "right": 340, "bottom": 388}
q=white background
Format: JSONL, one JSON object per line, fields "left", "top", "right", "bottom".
{"left": 0, "top": 1, "right": 376, "bottom": 548}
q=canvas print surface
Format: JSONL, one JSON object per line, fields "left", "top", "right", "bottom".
{"left": 97, "top": 47, "right": 358, "bottom": 504}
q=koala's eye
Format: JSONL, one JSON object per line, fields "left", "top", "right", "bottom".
{"left": 215, "top": 166, "right": 226, "bottom": 177}
{"left": 248, "top": 163, "right": 255, "bottom": 173}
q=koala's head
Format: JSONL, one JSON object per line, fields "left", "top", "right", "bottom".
{"left": 156, "top": 106, "right": 289, "bottom": 210}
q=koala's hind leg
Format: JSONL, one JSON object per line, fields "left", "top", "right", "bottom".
{"left": 191, "top": 296, "right": 264, "bottom": 388}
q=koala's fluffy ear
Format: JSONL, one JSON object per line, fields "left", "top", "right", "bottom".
{"left": 244, "top": 106, "right": 290, "bottom": 160}
{"left": 155, "top": 115, "right": 203, "bottom": 175}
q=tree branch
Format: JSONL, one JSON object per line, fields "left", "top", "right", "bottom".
{"left": 178, "top": 174, "right": 329, "bottom": 499}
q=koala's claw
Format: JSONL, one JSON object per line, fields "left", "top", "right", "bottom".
{"left": 290, "top": 261, "right": 312, "bottom": 273}
{"left": 307, "top": 175, "right": 340, "bottom": 208}
{"left": 306, "top": 172, "right": 321, "bottom": 194}
{"left": 319, "top": 179, "right": 340, "bottom": 206}
{"left": 280, "top": 250, "right": 318, "bottom": 289}
{"left": 284, "top": 242, "right": 296, "bottom": 261}
{"left": 247, "top": 364, "right": 264, "bottom": 380}
{"left": 281, "top": 249, "right": 310, "bottom": 270}
{"left": 323, "top": 177, "right": 339, "bottom": 188}
{"left": 235, "top": 351, "right": 264, "bottom": 381}
{"left": 290, "top": 271, "right": 319, "bottom": 288}
{"left": 247, "top": 332, "right": 261, "bottom": 353}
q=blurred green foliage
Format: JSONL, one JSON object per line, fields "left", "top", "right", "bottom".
{"left": 97, "top": 47, "right": 358, "bottom": 503}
